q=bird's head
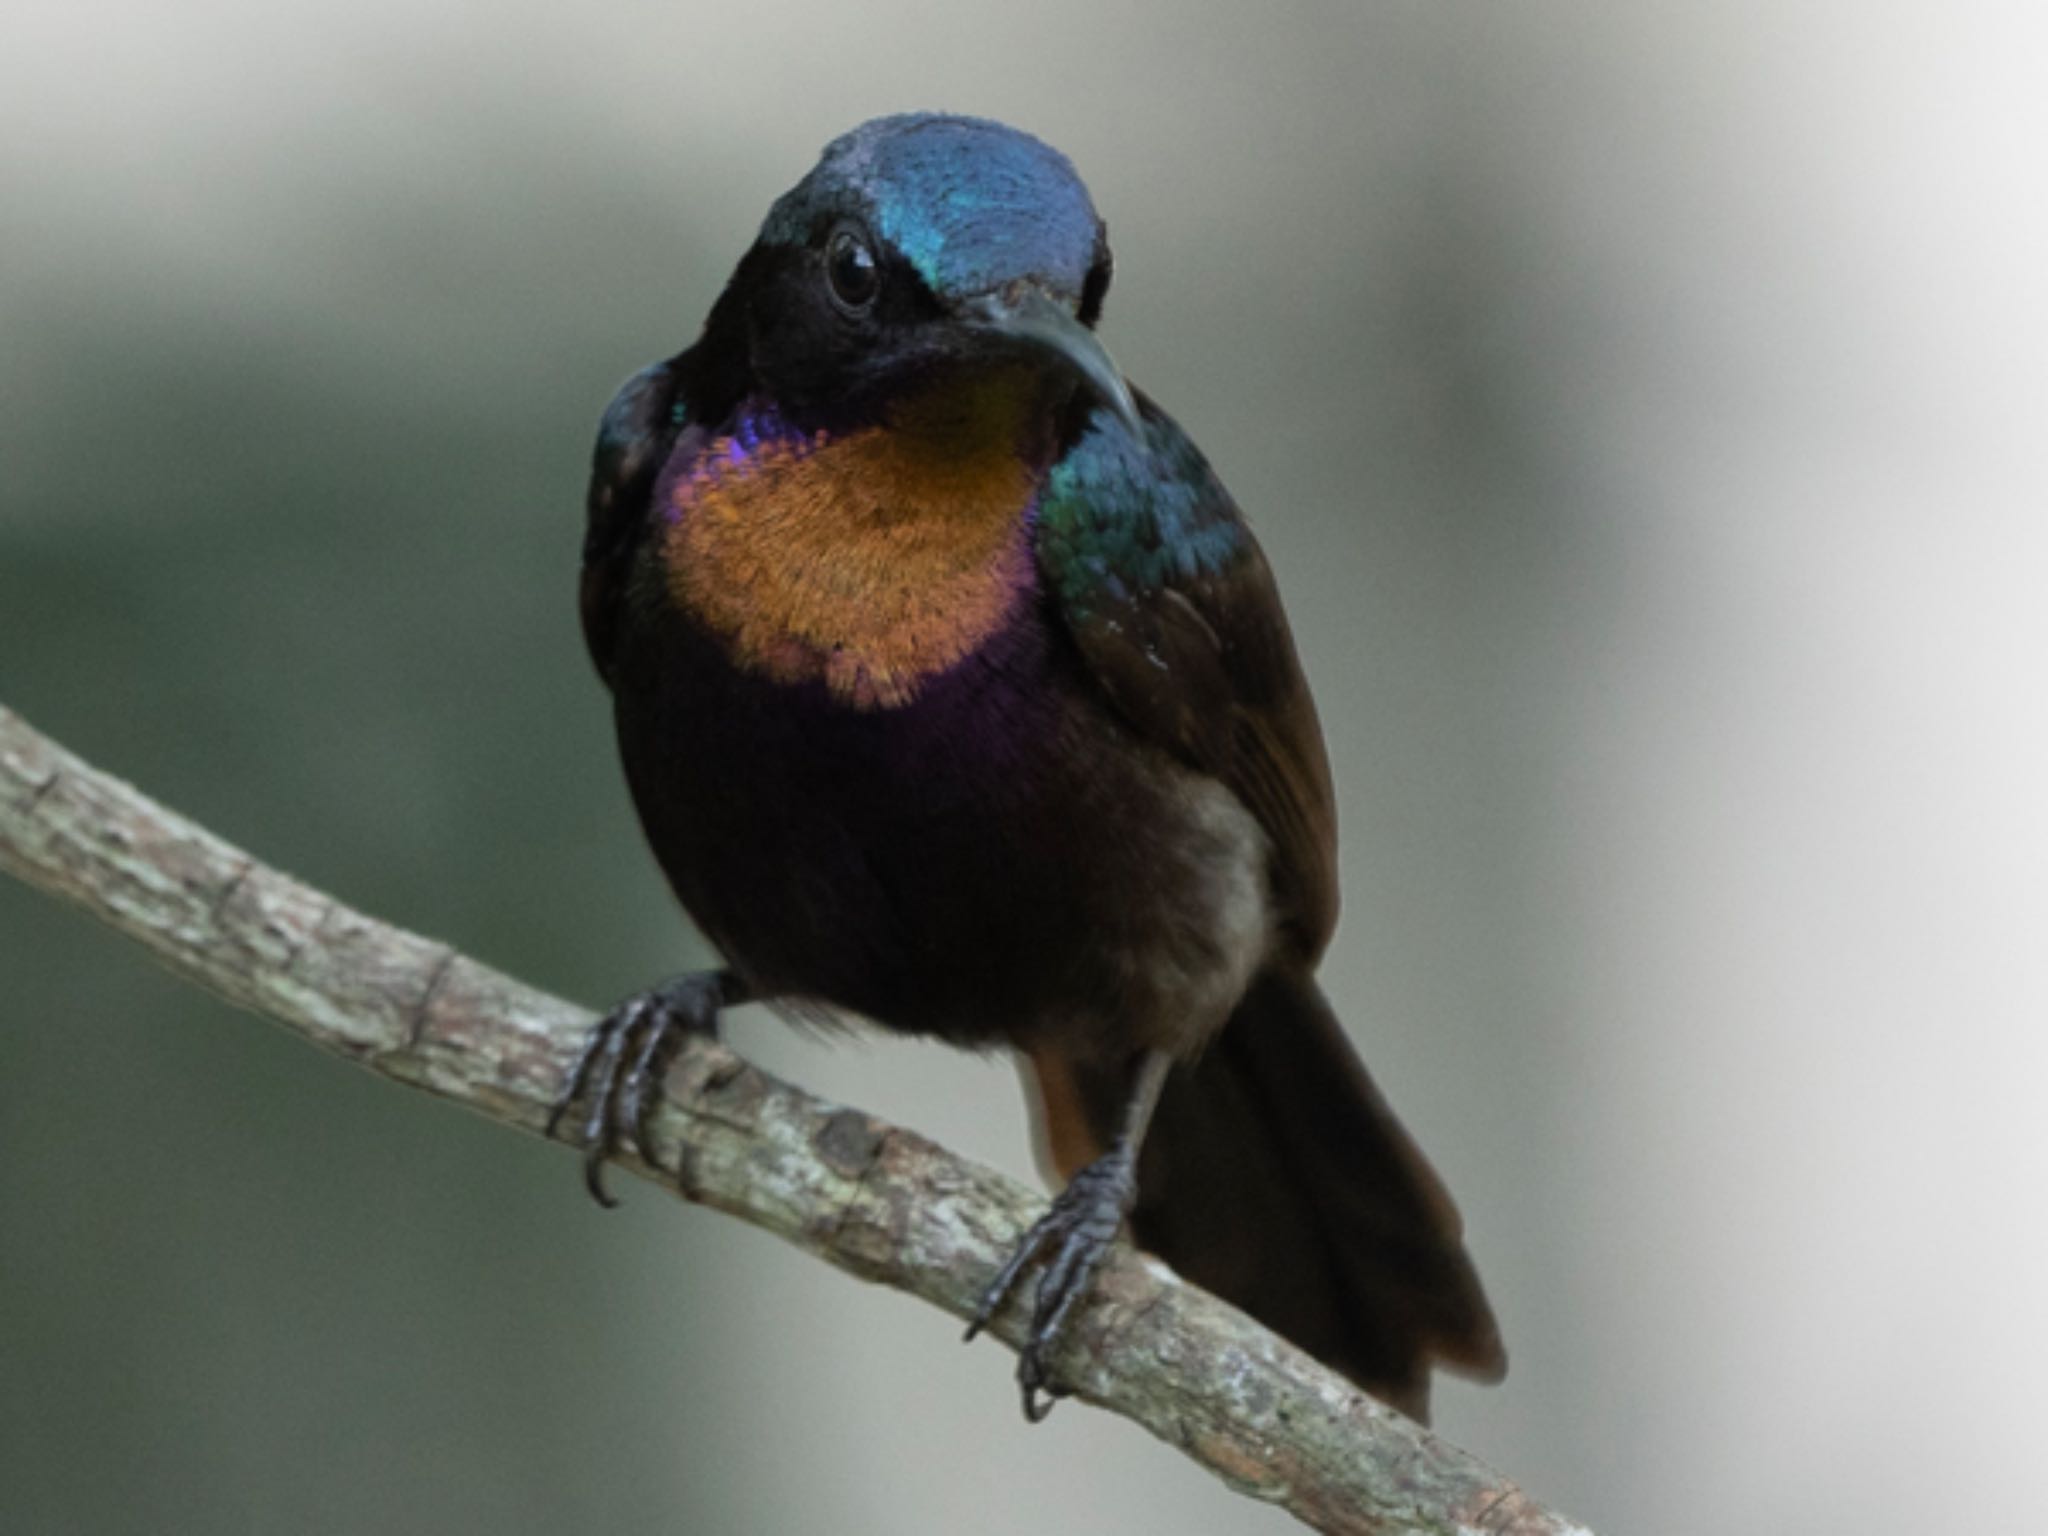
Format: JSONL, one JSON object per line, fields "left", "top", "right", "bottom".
{"left": 700, "top": 114, "right": 1138, "bottom": 442}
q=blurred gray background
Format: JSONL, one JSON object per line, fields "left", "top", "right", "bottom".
{"left": 4, "top": 3, "right": 2044, "bottom": 1533}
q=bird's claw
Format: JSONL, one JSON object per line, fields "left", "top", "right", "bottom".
{"left": 965, "top": 1147, "right": 1134, "bottom": 1420}
{"left": 544, "top": 971, "right": 731, "bottom": 1206}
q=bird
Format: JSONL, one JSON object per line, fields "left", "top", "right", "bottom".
{"left": 551, "top": 112, "right": 1505, "bottom": 1422}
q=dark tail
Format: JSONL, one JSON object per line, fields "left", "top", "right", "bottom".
{"left": 1025, "top": 968, "right": 1504, "bottom": 1421}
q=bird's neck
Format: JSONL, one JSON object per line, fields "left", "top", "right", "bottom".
{"left": 662, "top": 371, "right": 1044, "bottom": 710}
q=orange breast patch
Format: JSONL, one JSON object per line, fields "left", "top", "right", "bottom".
{"left": 665, "top": 383, "right": 1040, "bottom": 709}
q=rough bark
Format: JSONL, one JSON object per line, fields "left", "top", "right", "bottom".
{"left": 0, "top": 703, "right": 1589, "bottom": 1536}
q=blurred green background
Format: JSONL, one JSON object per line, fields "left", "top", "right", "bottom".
{"left": 5, "top": 4, "right": 2044, "bottom": 1533}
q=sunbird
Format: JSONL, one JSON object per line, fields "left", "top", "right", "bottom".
{"left": 553, "top": 113, "right": 1504, "bottom": 1422}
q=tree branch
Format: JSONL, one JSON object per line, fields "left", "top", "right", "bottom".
{"left": 0, "top": 702, "right": 1588, "bottom": 1536}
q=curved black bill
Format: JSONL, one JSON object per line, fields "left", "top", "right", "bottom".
{"left": 963, "top": 287, "right": 1143, "bottom": 436}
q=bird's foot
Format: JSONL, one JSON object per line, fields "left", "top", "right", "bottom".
{"left": 544, "top": 970, "right": 737, "bottom": 1208}
{"left": 965, "top": 1146, "right": 1136, "bottom": 1421}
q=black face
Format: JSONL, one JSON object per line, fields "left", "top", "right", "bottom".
{"left": 682, "top": 215, "right": 1121, "bottom": 438}
{"left": 709, "top": 216, "right": 952, "bottom": 428}
{"left": 1077, "top": 228, "right": 1113, "bottom": 329}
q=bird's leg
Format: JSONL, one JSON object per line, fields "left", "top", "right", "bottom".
{"left": 966, "top": 1048, "right": 1173, "bottom": 1420}
{"left": 544, "top": 968, "right": 751, "bottom": 1208}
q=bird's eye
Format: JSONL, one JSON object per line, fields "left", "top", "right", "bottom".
{"left": 825, "top": 227, "right": 881, "bottom": 315}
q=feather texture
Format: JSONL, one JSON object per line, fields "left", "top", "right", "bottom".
{"left": 574, "top": 112, "right": 1501, "bottom": 1421}
{"left": 1038, "top": 397, "right": 1339, "bottom": 959}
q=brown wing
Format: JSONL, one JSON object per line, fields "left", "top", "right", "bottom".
{"left": 1036, "top": 396, "right": 1338, "bottom": 959}
{"left": 580, "top": 361, "right": 684, "bottom": 686}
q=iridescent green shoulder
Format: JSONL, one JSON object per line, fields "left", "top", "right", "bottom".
{"left": 1034, "top": 403, "right": 1250, "bottom": 619}
{"left": 1034, "top": 396, "right": 1339, "bottom": 958}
